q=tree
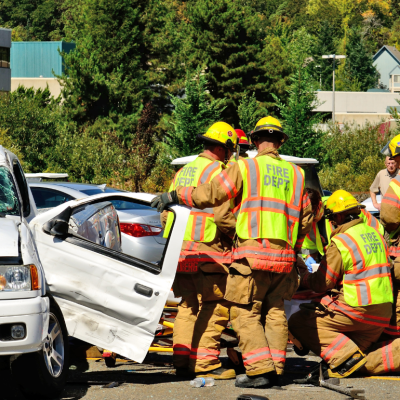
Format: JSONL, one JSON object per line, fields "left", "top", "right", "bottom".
{"left": 60, "top": 0, "right": 148, "bottom": 141}
{"left": 272, "top": 69, "right": 324, "bottom": 159}
{"left": 165, "top": 71, "right": 226, "bottom": 158}
{"left": 344, "top": 28, "right": 379, "bottom": 91}
{"left": 237, "top": 92, "right": 266, "bottom": 133}
{"left": 308, "top": 22, "right": 337, "bottom": 90}
{"left": 0, "top": 86, "right": 60, "bottom": 172}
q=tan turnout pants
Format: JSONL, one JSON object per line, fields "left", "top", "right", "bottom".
{"left": 172, "top": 270, "right": 230, "bottom": 373}
{"left": 361, "top": 339, "right": 400, "bottom": 375}
{"left": 288, "top": 300, "right": 392, "bottom": 369}
{"left": 224, "top": 260, "right": 299, "bottom": 376}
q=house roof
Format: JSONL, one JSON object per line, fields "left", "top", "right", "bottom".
{"left": 373, "top": 45, "right": 400, "bottom": 64}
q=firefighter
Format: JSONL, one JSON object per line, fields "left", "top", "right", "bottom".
{"left": 161, "top": 122, "right": 238, "bottom": 380}
{"left": 358, "top": 135, "right": 400, "bottom": 377}
{"left": 226, "top": 129, "right": 251, "bottom": 167}
{"left": 301, "top": 192, "right": 383, "bottom": 271}
{"left": 378, "top": 133, "right": 400, "bottom": 340}
{"left": 152, "top": 116, "right": 313, "bottom": 388}
{"left": 289, "top": 190, "right": 393, "bottom": 383}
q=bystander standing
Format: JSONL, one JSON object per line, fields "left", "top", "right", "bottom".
{"left": 370, "top": 156, "right": 399, "bottom": 210}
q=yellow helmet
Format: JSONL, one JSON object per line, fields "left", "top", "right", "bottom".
{"left": 248, "top": 116, "right": 288, "bottom": 144}
{"left": 381, "top": 134, "right": 400, "bottom": 158}
{"left": 198, "top": 121, "right": 237, "bottom": 151}
{"left": 325, "top": 190, "right": 364, "bottom": 215}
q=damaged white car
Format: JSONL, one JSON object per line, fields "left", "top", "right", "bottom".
{"left": 0, "top": 146, "right": 189, "bottom": 399}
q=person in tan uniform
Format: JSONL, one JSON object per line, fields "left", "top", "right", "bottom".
{"left": 153, "top": 116, "right": 313, "bottom": 388}
{"left": 289, "top": 190, "right": 393, "bottom": 384}
{"left": 161, "top": 122, "right": 238, "bottom": 379}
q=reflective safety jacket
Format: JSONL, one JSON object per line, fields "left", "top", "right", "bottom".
{"left": 164, "top": 155, "right": 223, "bottom": 241}
{"left": 176, "top": 147, "right": 313, "bottom": 273}
{"left": 301, "top": 210, "right": 383, "bottom": 257}
{"left": 331, "top": 222, "right": 392, "bottom": 307}
{"left": 381, "top": 175, "right": 400, "bottom": 257}
{"left": 236, "top": 156, "right": 305, "bottom": 247}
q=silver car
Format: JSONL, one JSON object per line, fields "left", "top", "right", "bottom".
{"left": 28, "top": 182, "right": 166, "bottom": 263}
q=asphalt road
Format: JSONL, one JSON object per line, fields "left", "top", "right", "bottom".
{"left": 2, "top": 347, "right": 400, "bottom": 400}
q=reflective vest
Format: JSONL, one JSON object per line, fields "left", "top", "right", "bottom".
{"left": 301, "top": 221, "right": 324, "bottom": 256}
{"left": 303, "top": 210, "right": 383, "bottom": 256}
{"left": 236, "top": 156, "right": 305, "bottom": 246}
{"left": 332, "top": 222, "right": 392, "bottom": 307}
{"left": 163, "top": 156, "right": 223, "bottom": 242}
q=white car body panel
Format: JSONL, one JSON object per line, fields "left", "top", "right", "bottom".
{"left": 30, "top": 193, "right": 189, "bottom": 362}
{"left": 361, "top": 195, "right": 381, "bottom": 213}
{"left": 171, "top": 152, "right": 319, "bottom": 165}
{"left": 0, "top": 219, "right": 19, "bottom": 257}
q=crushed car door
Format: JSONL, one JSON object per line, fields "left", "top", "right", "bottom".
{"left": 29, "top": 193, "right": 189, "bottom": 362}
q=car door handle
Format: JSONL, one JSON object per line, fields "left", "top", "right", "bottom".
{"left": 134, "top": 283, "right": 153, "bottom": 298}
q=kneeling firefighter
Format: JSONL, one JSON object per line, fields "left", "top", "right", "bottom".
{"left": 161, "top": 122, "right": 238, "bottom": 379}
{"left": 153, "top": 116, "right": 313, "bottom": 388}
{"left": 289, "top": 190, "right": 393, "bottom": 383}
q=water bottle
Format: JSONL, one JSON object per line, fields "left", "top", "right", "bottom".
{"left": 190, "top": 377, "right": 215, "bottom": 387}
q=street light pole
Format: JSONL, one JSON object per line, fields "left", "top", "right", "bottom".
{"left": 322, "top": 54, "right": 346, "bottom": 125}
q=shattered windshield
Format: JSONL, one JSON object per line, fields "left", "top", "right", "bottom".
{"left": 0, "top": 167, "right": 20, "bottom": 216}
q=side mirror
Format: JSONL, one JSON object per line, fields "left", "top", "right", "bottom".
{"left": 43, "top": 207, "right": 72, "bottom": 237}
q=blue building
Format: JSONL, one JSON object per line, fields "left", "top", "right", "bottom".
{"left": 0, "top": 28, "right": 11, "bottom": 93}
{"left": 10, "top": 41, "right": 75, "bottom": 97}
{"left": 373, "top": 45, "right": 400, "bottom": 93}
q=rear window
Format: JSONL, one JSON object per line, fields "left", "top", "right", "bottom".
{"left": 109, "top": 199, "right": 153, "bottom": 211}
{"left": 79, "top": 188, "right": 121, "bottom": 196}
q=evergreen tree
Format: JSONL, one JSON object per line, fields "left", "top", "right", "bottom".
{"left": 345, "top": 28, "right": 379, "bottom": 91}
{"left": 272, "top": 69, "right": 324, "bottom": 159}
{"left": 309, "top": 22, "right": 337, "bottom": 90}
{"left": 165, "top": 70, "right": 226, "bottom": 157}
{"left": 60, "top": 0, "right": 148, "bottom": 140}
{"left": 237, "top": 92, "right": 266, "bottom": 133}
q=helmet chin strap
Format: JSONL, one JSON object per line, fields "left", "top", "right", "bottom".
{"left": 224, "top": 148, "right": 230, "bottom": 164}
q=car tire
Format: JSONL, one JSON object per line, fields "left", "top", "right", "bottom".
{"left": 11, "top": 301, "right": 70, "bottom": 399}
{"left": 293, "top": 344, "right": 310, "bottom": 357}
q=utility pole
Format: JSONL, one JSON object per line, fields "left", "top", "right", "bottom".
{"left": 322, "top": 54, "right": 346, "bottom": 124}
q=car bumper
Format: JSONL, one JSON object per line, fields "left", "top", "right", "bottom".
{"left": 0, "top": 296, "right": 49, "bottom": 355}
{"left": 121, "top": 234, "right": 165, "bottom": 263}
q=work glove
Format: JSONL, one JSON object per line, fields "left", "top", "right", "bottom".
{"left": 305, "top": 256, "right": 317, "bottom": 273}
{"left": 151, "top": 191, "right": 179, "bottom": 213}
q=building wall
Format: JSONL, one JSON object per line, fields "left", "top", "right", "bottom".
{"left": 10, "top": 41, "right": 75, "bottom": 78}
{"left": 11, "top": 78, "right": 62, "bottom": 98}
{"left": 0, "top": 28, "right": 11, "bottom": 93}
{"left": 374, "top": 50, "right": 399, "bottom": 89}
{"left": 314, "top": 91, "right": 400, "bottom": 125}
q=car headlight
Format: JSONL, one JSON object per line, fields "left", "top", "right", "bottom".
{"left": 0, "top": 265, "right": 40, "bottom": 291}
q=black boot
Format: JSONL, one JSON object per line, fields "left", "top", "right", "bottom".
{"left": 235, "top": 372, "right": 275, "bottom": 388}
{"left": 293, "top": 362, "right": 329, "bottom": 385}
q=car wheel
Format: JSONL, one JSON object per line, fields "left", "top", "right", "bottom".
{"left": 11, "top": 302, "right": 70, "bottom": 399}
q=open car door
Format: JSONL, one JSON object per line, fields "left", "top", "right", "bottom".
{"left": 29, "top": 193, "right": 189, "bottom": 362}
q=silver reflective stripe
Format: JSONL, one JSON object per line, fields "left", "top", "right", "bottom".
{"left": 358, "top": 281, "right": 370, "bottom": 305}
{"left": 244, "top": 350, "right": 271, "bottom": 362}
{"left": 300, "top": 248, "right": 314, "bottom": 255}
{"left": 200, "top": 162, "right": 221, "bottom": 184}
{"left": 322, "top": 335, "right": 348, "bottom": 360}
{"left": 192, "top": 207, "right": 214, "bottom": 214}
{"left": 250, "top": 211, "right": 258, "bottom": 237}
{"left": 241, "top": 199, "right": 300, "bottom": 219}
{"left": 262, "top": 239, "right": 268, "bottom": 248}
{"left": 308, "top": 227, "right": 316, "bottom": 243}
{"left": 344, "top": 265, "right": 391, "bottom": 281}
{"left": 188, "top": 242, "right": 196, "bottom": 251}
{"left": 246, "top": 159, "right": 258, "bottom": 197}
{"left": 271, "top": 352, "right": 286, "bottom": 360}
{"left": 336, "top": 234, "right": 364, "bottom": 270}
{"left": 292, "top": 165, "right": 303, "bottom": 206}
{"left": 234, "top": 249, "right": 296, "bottom": 259}
{"left": 385, "top": 344, "right": 391, "bottom": 370}
{"left": 194, "top": 216, "right": 203, "bottom": 241}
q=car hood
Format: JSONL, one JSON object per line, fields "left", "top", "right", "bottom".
{"left": 0, "top": 218, "right": 19, "bottom": 257}
{"left": 361, "top": 195, "right": 381, "bottom": 213}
